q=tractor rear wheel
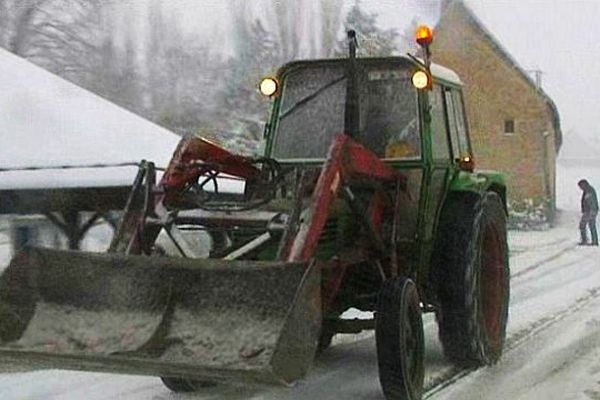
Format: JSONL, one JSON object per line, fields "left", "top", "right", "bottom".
{"left": 435, "top": 192, "right": 509, "bottom": 367}
{"left": 376, "top": 277, "right": 424, "bottom": 400}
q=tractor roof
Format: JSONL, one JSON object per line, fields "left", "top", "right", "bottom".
{"left": 429, "top": 62, "right": 462, "bottom": 86}
{"left": 277, "top": 55, "right": 462, "bottom": 87}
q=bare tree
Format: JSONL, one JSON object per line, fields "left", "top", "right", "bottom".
{"left": 0, "top": 0, "right": 51, "bottom": 56}
{"left": 0, "top": 0, "right": 149, "bottom": 120}
{"left": 144, "top": 0, "right": 228, "bottom": 135}
{"left": 265, "top": 0, "right": 343, "bottom": 61}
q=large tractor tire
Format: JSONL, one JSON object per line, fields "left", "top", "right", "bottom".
{"left": 376, "top": 277, "right": 424, "bottom": 400}
{"left": 434, "top": 192, "right": 509, "bottom": 367}
{"left": 317, "top": 328, "right": 335, "bottom": 354}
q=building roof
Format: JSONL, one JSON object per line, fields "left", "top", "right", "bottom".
{"left": 0, "top": 47, "right": 182, "bottom": 191}
{"left": 0, "top": 48, "right": 243, "bottom": 214}
{"left": 437, "top": 1, "right": 562, "bottom": 150}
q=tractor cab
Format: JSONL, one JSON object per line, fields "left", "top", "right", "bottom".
{"left": 266, "top": 58, "right": 419, "bottom": 161}
{"left": 261, "top": 56, "right": 464, "bottom": 168}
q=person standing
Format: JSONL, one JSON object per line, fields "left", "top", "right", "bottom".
{"left": 578, "top": 179, "right": 599, "bottom": 246}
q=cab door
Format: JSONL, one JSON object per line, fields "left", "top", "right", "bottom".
{"left": 424, "top": 85, "right": 473, "bottom": 237}
{"left": 419, "top": 84, "right": 453, "bottom": 281}
{"left": 421, "top": 85, "right": 453, "bottom": 242}
{"left": 444, "top": 87, "right": 473, "bottom": 164}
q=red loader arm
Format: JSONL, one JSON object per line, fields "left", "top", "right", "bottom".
{"left": 109, "top": 136, "right": 260, "bottom": 254}
{"left": 283, "top": 133, "right": 404, "bottom": 263}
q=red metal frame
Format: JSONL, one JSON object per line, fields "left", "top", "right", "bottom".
{"left": 113, "top": 137, "right": 260, "bottom": 255}
{"left": 161, "top": 137, "right": 259, "bottom": 205}
{"left": 283, "top": 133, "right": 402, "bottom": 264}
{"left": 114, "top": 134, "right": 405, "bottom": 311}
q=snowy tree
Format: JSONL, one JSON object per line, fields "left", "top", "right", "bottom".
{"left": 224, "top": 15, "right": 277, "bottom": 117}
{"left": 144, "top": 0, "right": 227, "bottom": 136}
{"left": 214, "top": 0, "right": 345, "bottom": 153}
{"left": 106, "top": 28, "right": 142, "bottom": 114}
{"left": 215, "top": 1, "right": 281, "bottom": 151}
{"left": 0, "top": 0, "right": 51, "bottom": 56}
{"left": 0, "top": 0, "right": 144, "bottom": 115}
{"left": 264, "top": 0, "right": 343, "bottom": 60}
{"left": 320, "top": 0, "right": 344, "bottom": 57}
{"left": 337, "top": 0, "right": 399, "bottom": 57}
{"left": 27, "top": 1, "right": 146, "bottom": 114}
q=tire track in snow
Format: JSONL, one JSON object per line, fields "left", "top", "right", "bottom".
{"left": 422, "top": 243, "right": 585, "bottom": 396}
{"left": 511, "top": 243, "right": 578, "bottom": 279}
{"left": 511, "top": 237, "right": 575, "bottom": 254}
{"left": 424, "top": 285, "right": 600, "bottom": 398}
{"left": 333, "top": 243, "right": 581, "bottom": 351}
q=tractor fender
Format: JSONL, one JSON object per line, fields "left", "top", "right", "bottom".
{"left": 448, "top": 170, "right": 507, "bottom": 214}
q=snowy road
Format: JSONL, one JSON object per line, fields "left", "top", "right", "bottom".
{"left": 0, "top": 212, "right": 599, "bottom": 400}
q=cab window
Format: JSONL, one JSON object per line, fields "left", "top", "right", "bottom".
{"left": 444, "top": 88, "right": 471, "bottom": 159}
{"left": 362, "top": 69, "right": 420, "bottom": 160}
{"left": 430, "top": 85, "right": 450, "bottom": 160}
{"left": 444, "top": 88, "right": 461, "bottom": 159}
{"left": 452, "top": 90, "right": 470, "bottom": 155}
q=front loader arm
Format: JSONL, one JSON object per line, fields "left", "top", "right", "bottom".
{"left": 109, "top": 137, "right": 260, "bottom": 255}
{"left": 283, "top": 133, "right": 403, "bottom": 263}
{"left": 160, "top": 137, "right": 260, "bottom": 205}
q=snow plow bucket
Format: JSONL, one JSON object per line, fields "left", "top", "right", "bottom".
{"left": 0, "top": 247, "right": 321, "bottom": 385}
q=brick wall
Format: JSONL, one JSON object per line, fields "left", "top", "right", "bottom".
{"left": 431, "top": 4, "right": 558, "bottom": 212}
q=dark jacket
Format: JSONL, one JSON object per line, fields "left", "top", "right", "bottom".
{"left": 582, "top": 185, "right": 599, "bottom": 213}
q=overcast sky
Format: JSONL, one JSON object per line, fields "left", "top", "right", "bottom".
{"left": 466, "top": 0, "right": 600, "bottom": 151}
{"left": 162, "top": 0, "right": 599, "bottom": 150}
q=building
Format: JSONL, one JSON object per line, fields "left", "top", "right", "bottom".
{"left": 432, "top": 1, "right": 562, "bottom": 223}
{"left": 0, "top": 47, "right": 181, "bottom": 254}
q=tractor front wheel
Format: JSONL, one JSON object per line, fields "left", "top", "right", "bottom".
{"left": 153, "top": 243, "right": 217, "bottom": 393}
{"left": 376, "top": 276, "right": 424, "bottom": 400}
{"left": 160, "top": 377, "right": 216, "bottom": 393}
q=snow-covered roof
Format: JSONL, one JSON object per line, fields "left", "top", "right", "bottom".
{"left": 430, "top": 62, "right": 462, "bottom": 85}
{"left": 398, "top": 55, "right": 462, "bottom": 85}
{"left": 0, "top": 47, "right": 180, "bottom": 190}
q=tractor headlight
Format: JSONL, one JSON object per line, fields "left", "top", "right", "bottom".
{"left": 259, "top": 77, "right": 279, "bottom": 97}
{"left": 412, "top": 70, "right": 430, "bottom": 89}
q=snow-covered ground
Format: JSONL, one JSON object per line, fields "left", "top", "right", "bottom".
{"left": 0, "top": 207, "right": 596, "bottom": 400}
{"left": 0, "top": 159, "right": 598, "bottom": 399}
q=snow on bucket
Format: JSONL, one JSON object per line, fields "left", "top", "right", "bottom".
{"left": 0, "top": 247, "right": 321, "bottom": 384}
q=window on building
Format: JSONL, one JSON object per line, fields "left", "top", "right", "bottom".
{"left": 504, "top": 119, "right": 515, "bottom": 135}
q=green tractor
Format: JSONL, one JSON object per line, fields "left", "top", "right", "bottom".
{"left": 0, "top": 27, "right": 509, "bottom": 400}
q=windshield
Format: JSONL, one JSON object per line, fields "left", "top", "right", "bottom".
{"left": 271, "top": 63, "right": 419, "bottom": 160}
